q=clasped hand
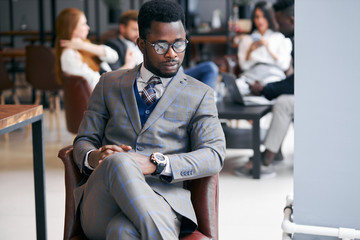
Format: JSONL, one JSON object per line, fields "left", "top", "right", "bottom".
{"left": 250, "top": 37, "right": 269, "bottom": 51}
{"left": 60, "top": 38, "right": 85, "bottom": 50}
{"left": 88, "top": 144, "right": 156, "bottom": 175}
{"left": 249, "top": 81, "right": 263, "bottom": 96}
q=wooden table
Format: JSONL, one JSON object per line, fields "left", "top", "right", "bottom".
{"left": 217, "top": 100, "right": 272, "bottom": 179}
{"left": 0, "top": 105, "right": 47, "bottom": 239}
{"left": 190, "top": 35, "right": 227, "bottom": 44}
{"left": 0, "top": 30, "right": 41, "bottom": 36}
{"left": 0, "top": 48, "right": 26, "bottom": 58}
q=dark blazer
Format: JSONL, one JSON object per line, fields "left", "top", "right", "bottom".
{"left": 104, "top": 38, "right": 128, "bottom": 70}
{"left": 73, "top": 65, "right": 226, "bottom": 231}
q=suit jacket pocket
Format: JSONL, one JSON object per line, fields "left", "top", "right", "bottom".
{"left": 163, "top": 110, "right": 190, "bottom": 122}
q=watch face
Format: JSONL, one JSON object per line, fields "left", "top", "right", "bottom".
{"left": 151, "top": 153, "right": 167, "bottom": 176}
{"left": 155, "top": 153, "right": 165, "bottom": 161}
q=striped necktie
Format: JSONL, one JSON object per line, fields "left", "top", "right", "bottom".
{"left": 141, "top": 76, "right": 162, "bottom": 106}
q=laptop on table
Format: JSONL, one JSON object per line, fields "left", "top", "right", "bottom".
{"left": 221, "top": 72, "right": 272, "bottom": 106}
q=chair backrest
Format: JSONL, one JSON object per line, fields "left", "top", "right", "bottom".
{"left": 61, "top": 73, "right": 92, "bottom": 134}
{"left": 0, "top": 57, "right": 13, "bottom": 91}
{"left": 58, "top": 145, "right": 219, "bottom": 240}
{"left": 25, "top": 45, "right": 61, "bottom": 91}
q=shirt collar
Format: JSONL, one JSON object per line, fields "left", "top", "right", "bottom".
{"left": 119, "top": 35, "right": 137, "bottom": 48}
{"left": 139, "top": 64, "right": 172, "bottom": 88}
{"left": 254, "top": 29, "right": 273, "bottom": 37}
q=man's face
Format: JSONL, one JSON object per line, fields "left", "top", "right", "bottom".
{"left": 275, "top": 11, "right": 294, "bottom": 38}
{"left": 138, "top": 20, "right": 186, "bottom": 78}
{"left": 120, "top": 20, "right": 139, "bottom": 44}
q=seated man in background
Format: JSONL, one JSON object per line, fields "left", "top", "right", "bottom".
{"left": 105, "top": 10, "right": 142, "bottom": 70}
{"left": 73, "top": 0, "right": 225, "bottom": 238}
{"left": 235, "top": 0, "right": 294, "bottom": 178}
{"left": 106, "top": 10, "right": 219, "bottom": 90}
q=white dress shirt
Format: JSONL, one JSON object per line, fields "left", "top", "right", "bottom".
{"left": 120, "top": 36, "right": 143, "bottom": 66}
{"left": 61, "top": 45, "right": 118, "bottom": 90}
{"left": 238, "top": 29, "right": 292, "bottom": 71}
{"left": 237, "top": 29, "right": 292, "bottom": 85}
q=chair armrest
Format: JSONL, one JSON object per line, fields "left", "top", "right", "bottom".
{"left": 186, "top": 175, "right": 219, "bottom": 240}
{"left": 58, "top": 145, "right": 87, "bottom": 240}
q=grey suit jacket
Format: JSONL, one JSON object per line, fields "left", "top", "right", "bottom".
{"left": 73, "top": 65, "right": 226, "bottom": 230}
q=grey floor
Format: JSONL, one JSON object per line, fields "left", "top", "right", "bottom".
{"left": 0, "top": 109, "right": 293, "bottom": 240}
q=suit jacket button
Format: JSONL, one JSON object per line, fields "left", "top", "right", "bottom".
{"left": 136, "top": 146, "right": 144, "bottom": 151}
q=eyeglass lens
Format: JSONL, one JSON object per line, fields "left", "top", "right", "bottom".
{"left": 154, "top": 40, "right": 187, "bottom": 54}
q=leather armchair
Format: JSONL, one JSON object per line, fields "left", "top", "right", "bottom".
{"left": 0, "top": 57, "right": 19, "bottom": 105}
{"left": 58, "top": 145, "right": 219, "bottom": 240}
{"left": 61, "top": 73, "right": 92, "bottom": 134}
{"left": 26, "top": 45, "right": 62, "bottom": 141}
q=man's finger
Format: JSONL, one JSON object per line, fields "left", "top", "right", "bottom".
{"left": 120, "top": 144, "right": 132, "bottom": 151}
{"left": 100, "top": 144, "right": 132, "bottom": 152}
{"left": 99, "top": 145, "right": 122, "bottom": 152}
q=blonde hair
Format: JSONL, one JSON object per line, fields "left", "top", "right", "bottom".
{"left": 55, "top": 8, "right": 101, "bottom": 84}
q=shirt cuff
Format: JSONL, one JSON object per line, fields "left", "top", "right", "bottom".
{"left": 84, "top": 149, "right": 95, "bottom": 170}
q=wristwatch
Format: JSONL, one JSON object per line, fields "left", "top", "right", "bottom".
{"left": 150, "top": 152, "right": 167, "bottom": 175}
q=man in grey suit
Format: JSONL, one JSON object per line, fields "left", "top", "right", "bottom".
{"left": 73, "top": 0, "right": 226, "bottom": 239}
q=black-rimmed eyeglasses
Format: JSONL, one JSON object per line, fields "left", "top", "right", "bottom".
{"left": 143, "top": 39, "right": 189, "bottom": 55}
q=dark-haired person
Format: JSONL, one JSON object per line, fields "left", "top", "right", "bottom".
{"left": 106, "top": 10, "right": 219, "bottom": 90}
{"left": 236, "top": 1, "right": 292, "bottom": 94}
{"left": 72, "top": 0, "right": 225, "bottom": 239}
{"left": 235, "top": 0, "right": 294, "bottom": 178}
{"left": 105, "top": 10, "right": 141, "bottom": 71}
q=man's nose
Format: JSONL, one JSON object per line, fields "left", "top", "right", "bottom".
{"left": 164, "top": 46, "right": 177, "bottom": 59}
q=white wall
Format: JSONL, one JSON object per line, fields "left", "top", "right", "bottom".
{"left": 294, "top": 0, "right": 360, "bottom": 239}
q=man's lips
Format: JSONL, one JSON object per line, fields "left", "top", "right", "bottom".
{"left": 161, "top": 61, "right": 179, "bottom": 66}
{"left": 161, "top": 61, "right": 179, "bottom": 69}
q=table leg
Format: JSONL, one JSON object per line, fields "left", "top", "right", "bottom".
{"left": 252, "top": 118, "right": 261, "bottom": 179}
{"left": 32, "top": 118, "right": 47, "bottom": 240}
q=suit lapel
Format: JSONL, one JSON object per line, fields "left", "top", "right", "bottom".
{"left": 140, "top": 69, "right": 187, "bottom": 134}
{"left": 119, "top": 66, "right": 142, "bottom": 134}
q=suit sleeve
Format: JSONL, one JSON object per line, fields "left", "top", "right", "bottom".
{"left": 166, "top": 88, "right": 226, "bottom": 183}
{"left": 73, "top": 73, "right": 109, "bottom": 175}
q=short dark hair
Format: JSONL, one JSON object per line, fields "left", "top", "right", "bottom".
{"left": 119, "top": 10, "right": 138, "bottom": 26}
{"left": 273, "top": 0, "right": 294, "bottom": 17}
{"left": 251, "top": 1, "right": 277, "bottom": 32}
{"left": 138, "top": 0, "right": 185, "bottom": 39}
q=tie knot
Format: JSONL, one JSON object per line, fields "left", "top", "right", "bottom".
{"left": 141, "top": 76, "right": 161, "bottom": 106}
{"left": 148, "top": 76, "right": 162, "bottom": 87}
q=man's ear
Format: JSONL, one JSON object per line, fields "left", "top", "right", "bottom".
{"left": 119, "top": 24, "right": 125, "bottom": 34}
{"left": 137, "top": 38, "right": 145, "bottom": 54}
{"left": 290, "top": 16, "right": 294, "bottom": 28}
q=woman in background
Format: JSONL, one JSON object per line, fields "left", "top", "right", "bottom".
{"left": 237, "top": 1, "right": 292, "bottom": 94}
{"left": 55, "top": 8, "right": 118, "bottom": 90}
